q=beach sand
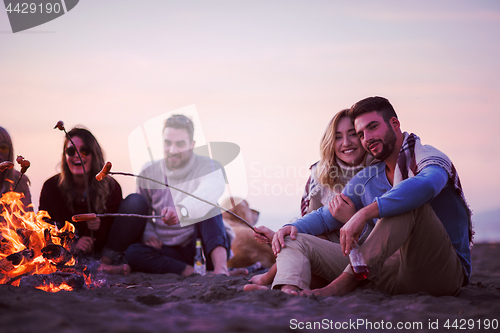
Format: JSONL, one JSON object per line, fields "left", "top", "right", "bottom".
{"left": 1, "top": 243, "right": 499, "bottom": 333}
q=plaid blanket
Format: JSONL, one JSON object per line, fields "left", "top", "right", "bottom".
{"left": 395, "top": 132, "right": 473, "bottom": 246}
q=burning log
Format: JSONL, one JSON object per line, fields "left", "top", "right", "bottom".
{"left": 19, "top": 272, "right": 85, "bottom": 291}
{"left": 16, "top": 228, "right": 34, "bottom": 248}
{"left": 41, "top": 244, "right": 74, "bottom": 266}
{"left": 1, "top": 192, "right": 97, "bottom": 292}
{"left": 0, "top": 258, "right": 15, "bottom": 273}
{"left": 6, "top": 248, "right": 35, "bottom": 266}
{"left": 0, "top": 235, "right": 9, "bottom": 253}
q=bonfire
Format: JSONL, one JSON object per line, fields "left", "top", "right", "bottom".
{"left": 0, "top": 191, "right": 99, "bottom": 292}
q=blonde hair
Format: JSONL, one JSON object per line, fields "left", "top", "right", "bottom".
{"left": 316, "top": 109, "right": 354, "bottom": 188}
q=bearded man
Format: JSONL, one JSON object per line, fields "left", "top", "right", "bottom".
{"left": 270, "top": 96, "right": 472, "bottom": 297}
{"left": 125, "top": 114, "right": 230, "bottom": 276}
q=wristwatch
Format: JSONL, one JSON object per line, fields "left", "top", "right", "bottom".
{"left": 178, "top": 205, "right": 188, "bottom": 219}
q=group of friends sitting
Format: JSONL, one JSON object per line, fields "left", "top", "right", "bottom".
{"left": 0, "top": 96, "right": 472, "bottom": 297}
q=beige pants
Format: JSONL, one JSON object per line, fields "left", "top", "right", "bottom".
{"left": 273, "top": 204, "right": 465, "bottom": 296}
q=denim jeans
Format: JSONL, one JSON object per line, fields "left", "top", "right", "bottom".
{"left": 125, "top": 213, "right": 229, "bottom": 274}
{"left": 101, "top": 193, "right": 149, "bottom": 264}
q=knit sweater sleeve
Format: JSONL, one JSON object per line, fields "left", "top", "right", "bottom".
{"left": 177, "top": 162, "right": 225, "bottom": 220}
{"left": 376, "top": 165, "right": 448, "bottom": 218}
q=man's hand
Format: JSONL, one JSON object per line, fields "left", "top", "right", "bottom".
{"left": 340, "top": 202, "right": 379, "bottom": 256}
{"left": 86, "top": 217, "right": 101, "bottom": 231}
{"left": 145, "top": 236, "right": 163, "bottom": 249}
{"left": 254, "top": 225, "right": 275, "bottom": 244}
{"left": 328, "top": 194, "right": 356, "bottom": 223}
{"left": 271, "top": 225, "right": 298, "bottom": 256}
{"left": 161, "top": 207, "right": 179, "bottom": 226}
{"left": 74, "top": 236, "right": 93, "bottom": 254}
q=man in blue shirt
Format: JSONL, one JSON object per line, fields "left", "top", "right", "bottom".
{"left": 271, "top": 96, "right": 472, "bottom": 296}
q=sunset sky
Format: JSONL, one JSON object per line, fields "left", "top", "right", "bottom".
{"left": 1, "top": 1, "right": 499, "bottom": 239}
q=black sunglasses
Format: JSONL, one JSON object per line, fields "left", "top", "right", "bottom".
{"left": 65, "top": 146, "right": 91, "bottom": 157}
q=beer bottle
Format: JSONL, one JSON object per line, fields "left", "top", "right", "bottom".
{"left": 193, "top": 239, "right": 206, "bottom": 276}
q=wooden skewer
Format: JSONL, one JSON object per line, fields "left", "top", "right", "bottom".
{"left": 72, "top": 213, "right": 163, "bottom": 222}
{"left": 95, "top": 162, "right": 265, "bottom": 237}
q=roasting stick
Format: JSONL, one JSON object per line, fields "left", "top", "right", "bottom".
{"left": 72, "top": 212, "right": 163, "bottom": 222}
{"left": 96, "top": 162, "right": 268, "bottom": 240}
{"left": 54, "top": 121, "right": 95, "bottom": 256}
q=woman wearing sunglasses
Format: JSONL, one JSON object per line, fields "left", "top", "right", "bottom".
{"left": 0, "top": 126, "right": 32, "bottom": 207}
{"left": 39, "top": 128, "right": 124, "bottom": 257}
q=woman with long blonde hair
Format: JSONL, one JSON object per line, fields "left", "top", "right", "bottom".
{"left": 302, "top": 109, "right": 371, "bottom": 216}
{"left": 246, "top": 109, "right": 372, "bottom": 288}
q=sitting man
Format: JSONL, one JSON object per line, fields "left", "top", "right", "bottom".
{"left": 271, "top": 96, "right": 472, "bottom": 296}
{"left": 125, "top": 114, "right": 230, "bottom": 276}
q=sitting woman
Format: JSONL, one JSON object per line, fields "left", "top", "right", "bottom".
{"left": 246, "top": 109, "right": 373, "bottom": 289}
{"left": 39, "top": 127, "right": 148, "bottom": 273}
{"left": 0, "top": 126, "right": 31, "bottom": 208}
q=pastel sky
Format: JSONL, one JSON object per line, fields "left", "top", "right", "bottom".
{"left": 1, "top": 1, "right": 499, "bottom": 237}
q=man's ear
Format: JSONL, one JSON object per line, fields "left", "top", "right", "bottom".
{"left": 390, "top": 117, "right": 400, "bottom": 131}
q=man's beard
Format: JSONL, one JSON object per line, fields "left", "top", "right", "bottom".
{"left": 166, "top": 150, "right": 193, "bottom": 170}
{"left": 367, "top": 127, "right": 397, "bottom": 160}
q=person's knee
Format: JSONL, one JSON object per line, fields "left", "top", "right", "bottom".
{"left": 284, "top": 233, "right": 305, "bottom": 246}
{"left": 124, "top": 243, "right": 145, "bottom": 264}
{"left": 119, "top": 193, "right": 149, "bottom": 214}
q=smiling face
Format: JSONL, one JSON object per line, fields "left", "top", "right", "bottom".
{"left": 354, "top": 111, "right": 399, "bottom": 161}
{"left": 163, "top": 127, "right": 195, "bottom": 170}
{"left": 334, "top": 116, "right": 366, "bottom": 166}
{"left": 65, "top": 136, "right": 93, "bottom": 177}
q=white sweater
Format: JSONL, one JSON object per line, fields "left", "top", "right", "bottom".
{"left": 138, "top": 154, "right": 225, "bottom": 247}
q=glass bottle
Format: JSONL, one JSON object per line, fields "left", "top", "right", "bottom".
{"left": 193, "top": 239, "right": 206, "bottom": 276}
{"left": 349, "top": 242, "right": 369, "bottom": 280}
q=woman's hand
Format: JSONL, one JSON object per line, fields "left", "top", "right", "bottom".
{"left": 86, "top": 217, "right": 101, "bottom": 230}
{"left": 328, "top": 194, "right": 356, "bottom": 223}
{"left": 74, "top": 236, "right": 94, "bottom": 254}
{"left": 254, "top": 225, "right": 275, "bottom": 244}
{"left": 271, "top": 225, "right": 298, "bottom": 256}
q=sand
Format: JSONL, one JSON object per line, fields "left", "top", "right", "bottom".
{"left": 1, "top": 243, "right": 499, "bottom": 333}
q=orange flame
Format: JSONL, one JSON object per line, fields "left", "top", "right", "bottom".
{"left": 0, "top": 191, "right": 80, "bottom": 290}
{"left": 35, "top": 282, "right": 73, "bottom": 293}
